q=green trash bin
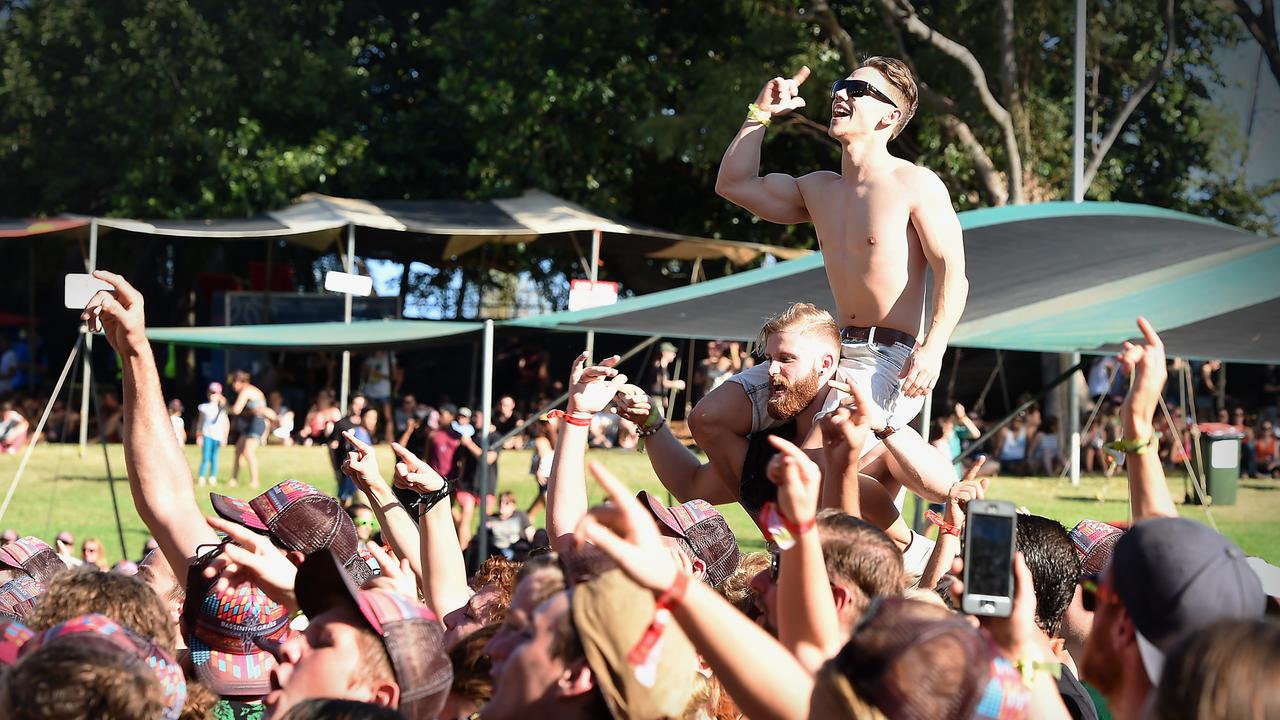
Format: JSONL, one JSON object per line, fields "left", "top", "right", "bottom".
{"left": 1191, "top": 423, "right": 1243, "bottom": 506}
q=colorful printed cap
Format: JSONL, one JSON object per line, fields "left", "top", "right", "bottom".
{"left": 639, "top": 492, "right": 741, "bottom": 588}
{"left": 26, "top": 613, "right": 187, "bottom": 720}
{"left": 1069, "top": 519, "right": 1124, "bottom": 577}
{"left": 0, "top": 617, "right": 33, "bottom": 666}
{"left": 211, "top": 480, "right": 371, "bottom": 585}
{"left": 296, "top": 550, "right": 452, "bottom": 720}
{"left": 183, "top": 545, "right": 291, "bottom": 697}
{"left": 0, "top": 536, "right": 66, "bottom": 584}
{"left": 0, "top": 575, "right": 45, "bottom": 620}
{"left": 971, "top": 655, "right": 1032, "bottom": 719}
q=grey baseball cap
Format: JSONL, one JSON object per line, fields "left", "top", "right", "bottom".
{"left": 1110, "top": 517, "right": 1265, "bottom": 684}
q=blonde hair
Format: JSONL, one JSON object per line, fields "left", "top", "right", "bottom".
{"left": 757, "top": 303, "right": 840, "bottom": 351}
{"left": 861, "top": 56, "right": 918, "bottom": 139}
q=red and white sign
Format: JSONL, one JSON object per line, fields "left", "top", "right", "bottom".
{"left": 569, "top": 279, "right": 620, "bottom": 312}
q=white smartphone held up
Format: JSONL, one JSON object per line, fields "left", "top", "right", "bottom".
{"left": 323, "top": 271, "right": 373, "bottom": 297}
{"left": 64, "top": 273, "right": 114, "bottom": 310}
{"left": 961, "top": 499, "right": 1017, "bottom": 618}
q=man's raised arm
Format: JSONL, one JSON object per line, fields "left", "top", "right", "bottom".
{"left": 715, "top": 68, "right": 812, "bottom": 225}
{"left": 613, "top": 385, "right": 738, "bottom": 505}
{"left": 82, "top": 271, "right": 218, "bottom": 577}
{"left": 1117, "top": 317, "right": 1178, "bottom": 520}
{"left": 902, "top": 170, "right": 968, "bottom": 399}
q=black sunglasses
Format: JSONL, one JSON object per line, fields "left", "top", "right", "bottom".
{"left": 831, "top": 79, "right": 898, "bottom": 108}
{"left": 770, "top": 551, "right": 781, "bottom": 582}
{"left": 1079, "top": 571, "right": 1119, "bottom": 612}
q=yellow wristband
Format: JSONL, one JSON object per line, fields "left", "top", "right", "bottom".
{"left": 746, "top": 103, "right": 772, "bottom": 127}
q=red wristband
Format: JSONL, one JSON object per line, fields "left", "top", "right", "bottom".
{"left": 546, "top": 409, "right": 592, "bottom": 427}
{"left": 925, "top": 509, "right": 961, "bottom": 537}
{"left": 760, "top": 502, "right": 816, "bottom": 550}
{"left": 654, "top": 569, "right": 691, "bottom": 611}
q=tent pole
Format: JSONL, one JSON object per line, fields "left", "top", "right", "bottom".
{"left": 79, "top": 219, "right": 98, "bottom": 456}
{"left": 263, "top": 238, "right": 273, "bottom": 323}
{"left": 584, "top": 229, "right": 602, "bottom": 363}
{"left": 475, "top": 320, "right": 495, "bottom": 562}
{"left": 1072, "top": 0, "right": 1086, "bottom": 203}
{"left": 339, "top": 224, "right": 355, "bottom": 412}
{"left": 683, "top": 258, "right": 703, "bottom": 417}
{"left": 1068, "top": 353, "right": 1081, "bottom": 485}
{"left": 1067, "top": 0, "right": 1085, "bottom": 485}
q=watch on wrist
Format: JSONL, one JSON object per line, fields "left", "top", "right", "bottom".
{"left": 874, "top": 424, "right": 896, "bottom": 441}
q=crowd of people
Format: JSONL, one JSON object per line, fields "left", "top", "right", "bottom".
{"left": 0, "top": 271, "right": 1273, "bottom": 720}
{"left": 2, "top": 56, "right": 1279, "bottom": 720}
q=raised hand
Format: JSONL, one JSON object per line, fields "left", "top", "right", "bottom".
{"left": 753, "top": 66, "right": 810, "bottom": 117}
{"left": 1117, "top": 317, "right": 1167, "bottom": 432}
{"left": 565, "top": 352, "right": 629, "bottom": 416}
{"left": 203, "top": 516, "right": 300, "bottom": 612}
{"left": 899, "top": 344, "right": 943, "bottom": 399}
{"left": 79, "top": 270, "right": 149, "bottom": 356}
{"left": 943, "top": 458, "right": 990, "bottom": 531}
{"left": 828, "top": 374, "right": 888, "bottom": 433}
{"left": 766, "top": 435, "right": 822, "bottom": 526}
{"left": 819, "top": 405, "right": 870, "bottom": 465}
{"left": 610, "top": 383, "right": 653, "bottom": 425}
{"left": 573, "top": 461, "right": 679, "bottom": 593}
{"left": 389, "top": 442, "right": 446, "bottom": 494}
{"left": 341, "top": 430, "right": 390, "bottom": 496}
{"left": 950, "top": 552, "right": 1047, "bottom": 660}
{"left": 362, "top": 543, "right": 417, "bottom": 599}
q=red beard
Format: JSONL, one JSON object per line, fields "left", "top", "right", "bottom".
{"left": 766, "top": 370, "right": 821, "bottom": 421}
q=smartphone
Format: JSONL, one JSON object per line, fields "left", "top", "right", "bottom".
{"left": 64, "top": 273, "right": 113, "bottom": 310}
{"left": 961, "top": 500, "right": 1017, "bottom": 618}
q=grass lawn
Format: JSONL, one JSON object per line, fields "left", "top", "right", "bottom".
{"left": 2, "top": 443, "right": 1278, "bottom": 565}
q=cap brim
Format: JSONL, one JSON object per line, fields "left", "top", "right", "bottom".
{"left": 638, "top": 490, "right": 686, "bottom": 540}
{"left": 296, "top": 550, "right": 382, "bottom": 635}
{"left": 209, "top": 493, "right": 269, "bottom": 532}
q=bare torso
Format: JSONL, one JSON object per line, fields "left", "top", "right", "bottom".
{"left": 798, "top": 162, "right": 928, "bottom": 337}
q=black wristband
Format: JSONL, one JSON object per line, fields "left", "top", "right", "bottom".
{"left": 393, "top": 479, "right": 453, "bottom": 520}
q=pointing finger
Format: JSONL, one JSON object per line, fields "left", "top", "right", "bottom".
{"left": 91, "top": 270, "right": 142, "bottom": 309}
{"left": 343, "top": 429, "right": 373, "bottom": 457}
{"left": 792, "top": 65, "right": 811, "bottom": 84}
{"left": 1135, "top": 316, "right": 1162, "bottom": 349}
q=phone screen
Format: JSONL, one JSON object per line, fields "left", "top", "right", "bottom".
{"left": 967, "top": 514, "right": 1013, "bottom": 597}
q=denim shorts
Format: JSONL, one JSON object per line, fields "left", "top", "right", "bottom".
{"left": 726, "top": 339, "right": 925, "bottom": 456}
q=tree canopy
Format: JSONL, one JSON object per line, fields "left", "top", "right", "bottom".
{"left": 1, "top": 0, "right": 1274, "bottom": 251}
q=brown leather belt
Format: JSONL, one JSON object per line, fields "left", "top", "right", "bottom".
{"left": 840, "top": 326, "right": 917, "bottom": 349}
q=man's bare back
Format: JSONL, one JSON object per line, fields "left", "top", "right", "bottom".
{"left": 797, "top": 165, "right": 930, "bottom": 337}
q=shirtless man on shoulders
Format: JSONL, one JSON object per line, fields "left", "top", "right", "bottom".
{"left": 692, "top": 56, "right": 968, "bottom": 504}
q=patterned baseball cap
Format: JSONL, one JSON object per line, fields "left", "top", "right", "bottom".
{"left": 0, "top": 617, "right": 33, "bottom": 666}
{"left": 296, "top": 550, "right": 453, "bottom": 720}
{"left": 639, "top": 491, "right": 741, "bottom": 588}
{"left": 0, "top": 536, "right": 67, "bottom": 584}
{"left": 24, "top": 613, "right": 187, "bottom": 720}
{"left": 0, "top": 575, "right": 45, "bottom": 620}
{"left": 182, "top": 543, "right": 291, "bottom": 697}
{"left": 1068, "top": 519, "right": 1125, "bottom": 576}
{"left": 211, "top": 480, "right": 372, "bottom": 585}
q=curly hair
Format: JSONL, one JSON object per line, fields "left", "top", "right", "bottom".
{"left": 2, "top": 641, "right": 167, "bottom": 720}
{"left": 25, "top": 566, "right": 176, "bottom": 650}
{"left": 470, "top": 555, "right": 519, "bottom": 625}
